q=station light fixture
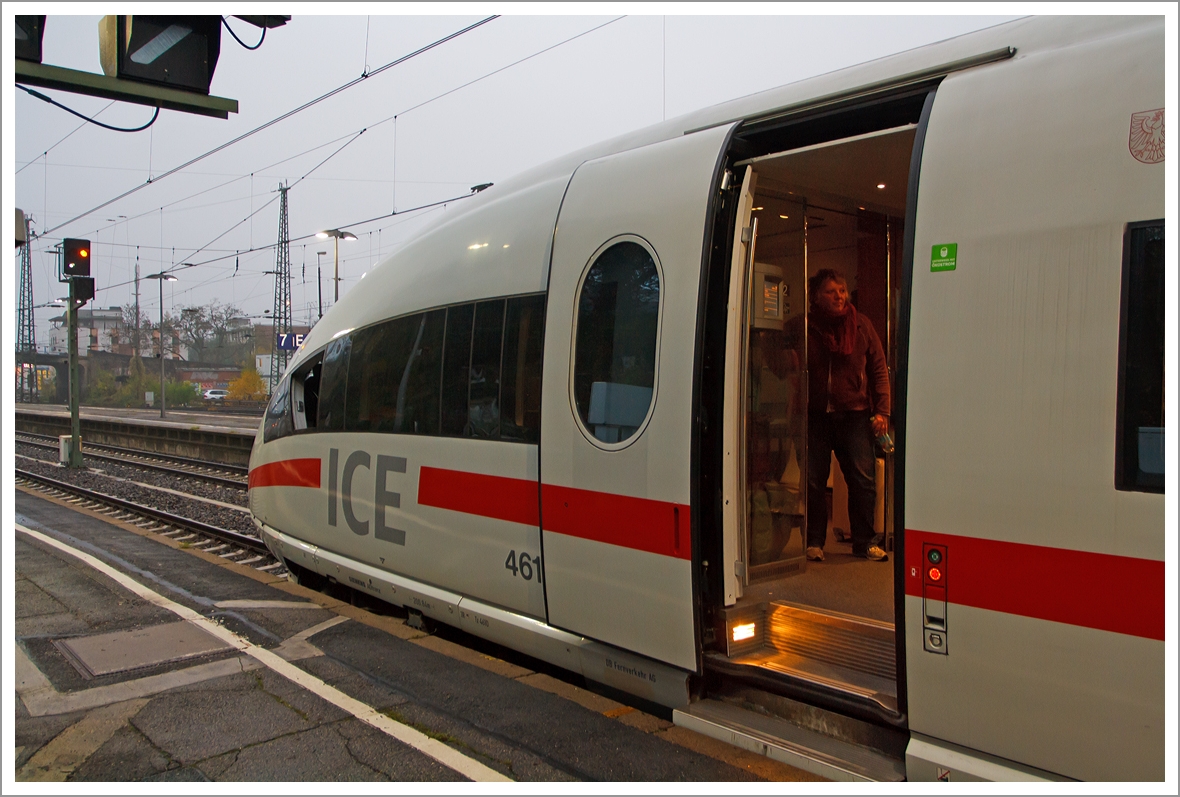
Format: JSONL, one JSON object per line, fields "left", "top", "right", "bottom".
{"left": 15, "top": 15, "right": 46, "bottom": 63}
{"left": 317, "top": 229, "right": 357, "bottom": 303}
{"left": 99, "top": 15, "right": 225, "bottom": 94}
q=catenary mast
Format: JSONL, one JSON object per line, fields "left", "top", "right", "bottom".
{"left": 16, "top": 215, "right": 37, "bottom": 402}
{"left": 269, "top": 183, "right": 293, "bottom": 393}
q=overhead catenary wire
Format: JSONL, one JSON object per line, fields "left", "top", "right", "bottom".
{"left": 34, "top": 16, "right": 629, "bottom": 311}
{"left": 32, "top": 15, "right": 620, "bottom": 253}
{"left": 41, "top": 15, "right": 499, "bottom": 237}
{"left": 16, "top": 100, "right": 117, "bottom": 175}
{"left": 170, "top": 128, "right": 369, "bottom": 269}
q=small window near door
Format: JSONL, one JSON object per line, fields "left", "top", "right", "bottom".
{"left": 1116, "top": 221, "right": 1164, "bottom": 493}
{"left": 291, "top": 354, "right": 322, "bottom": 431}
{"left": 573, "top": 238, "right": 661, "bottom": 445}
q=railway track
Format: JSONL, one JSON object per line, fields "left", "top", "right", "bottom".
{"left": 16, "top": 432, "right": 248, "bottom": 489}
{"left": 15, "top": 467, "right": 281, "bottom": 574}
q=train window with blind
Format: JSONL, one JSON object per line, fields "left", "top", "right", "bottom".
{"left": 500, "top": 294, "right": 546, "bottom": 443}
{"left": 345, "top": 310, "right": 445, "bottom": 435}
{"left": 441, "top": 303, "right": 475, "bottom": 436}
{"left": 467, "top": 299, "right": 506, "bottom": 438}
{"left": 1116, "top": 221, "right": 1164, "bottom": 493}
{"left": 572, "top": 237, "right": 661, "bottom": 445}
{"left": 317, "top": 334, "right": 351, "bottom": 431}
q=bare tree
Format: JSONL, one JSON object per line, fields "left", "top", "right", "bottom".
{"left": 170, "top": 301, "right": 251, "bottom": 365}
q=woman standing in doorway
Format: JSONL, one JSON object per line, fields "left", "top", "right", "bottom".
{"left": 802, "top": 268, "right": 891, "bottom": 562}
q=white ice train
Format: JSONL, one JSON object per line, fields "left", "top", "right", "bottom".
{"left": 249, "top": 16, "right": 1165, "bottom": 781}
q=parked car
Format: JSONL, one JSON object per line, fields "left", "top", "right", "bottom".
{"left": 204, "top": 389, "right": 229, "bottom": 401}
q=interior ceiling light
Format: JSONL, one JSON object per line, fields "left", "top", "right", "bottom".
{"left": 751, "top": 206, "right": 764, "bottom": 211}
{"left": 779, "top": 215, "right": 789, "bottom": 219}
{"left": 877, "top": 183, "right": 886, "bottom": 189}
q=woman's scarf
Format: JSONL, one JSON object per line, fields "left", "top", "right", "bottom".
{"left": 809, "top": 303, "right": 858, "bottom": 355}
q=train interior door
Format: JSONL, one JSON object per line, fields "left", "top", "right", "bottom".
{"left": 715, "top": 126, "right": 914, "bottom": 716}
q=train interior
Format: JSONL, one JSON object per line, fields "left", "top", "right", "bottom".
{"left": 716, "top": 125, "right": 914, "bottom": 714}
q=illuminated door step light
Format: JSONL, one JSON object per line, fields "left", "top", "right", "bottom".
{"left": 732, "top": 623, "right": 757, "bottom": 642}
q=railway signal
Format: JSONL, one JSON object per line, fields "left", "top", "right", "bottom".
{"left": 62, "top": 238, "right": 90, "bottom": 277}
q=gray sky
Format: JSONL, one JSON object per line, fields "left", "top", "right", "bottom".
{"left": 10, "top": 10, "right": 1019, "bottom": 343}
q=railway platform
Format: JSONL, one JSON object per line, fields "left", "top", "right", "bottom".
{"left": 12, "top": 486, "right": 821, "bottom": 783}
{"left": 15, "top": 405, "right": 259, "bottom": 467}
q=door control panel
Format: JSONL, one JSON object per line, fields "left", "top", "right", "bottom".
{"left": 922, "top": 543, "right": 948, "bottom": 654}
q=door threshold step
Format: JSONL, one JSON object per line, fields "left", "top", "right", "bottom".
{"left": 674, "top": 698, "right": 905, "bottom": 782}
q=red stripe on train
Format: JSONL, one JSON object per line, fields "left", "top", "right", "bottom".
{"left": 905, "top": 529, "right": 1164, "bottom": 641}
{"left": 248, "top": 458, "right": 321, "bottom": 490}
{"left": 541, "top": 484, "right": 691, "bottom": 560}
{"left": 417, "top": 468, "right": 691, "bottom": 560}
{"left": 418, "top": 466, "right": 540, "bottom": 526}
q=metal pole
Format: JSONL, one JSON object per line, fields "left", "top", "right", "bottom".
{"left": 67, "top": 278, "right": 82, "bottom": 467}
{"left": 317, "top": 265, "right": 323, "bottom": 319}
{"left": 333, "top": 236, "right": 340, "bottom": 303}
{"left": 159, "top": 277, "right": 166, "bottom": 419}
{"left": 135, "top": 260, "right": 141, "bottom": 356}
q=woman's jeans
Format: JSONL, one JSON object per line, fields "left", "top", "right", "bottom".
{"left": 807, "top": 410, "right": 881, "bottom": 554}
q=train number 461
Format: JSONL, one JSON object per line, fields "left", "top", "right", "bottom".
{"left": 505, "top": 550, "right": 543, "bottom": 583}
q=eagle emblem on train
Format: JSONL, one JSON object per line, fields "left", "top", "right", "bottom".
{"left": 1128, "top": 108, "right": 1164, "bottom": 164}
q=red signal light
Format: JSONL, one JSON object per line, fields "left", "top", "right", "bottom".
{"left": 79, "top": 248, "right": 88, "bottom": 258}
{"left": 928, "top": 567, "right": 943, "bottom": 582}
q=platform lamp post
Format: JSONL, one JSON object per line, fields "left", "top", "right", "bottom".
{"left": 145, "top": 273, "right": 177, "bottom": 418}
{"left": 316, "top": 250, "right": 327, "bottom": 318}
{"left": 316, "top": 229, "right": 357, "bottom": 304}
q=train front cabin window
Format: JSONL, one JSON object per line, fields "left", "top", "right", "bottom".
{"left": 573, "top": 239, "right": 662, "bottom": 446}
{"left": 262, "top": 377, "right": 293, "bottom": 443}
{"left": 1116, "top": 221, "right": 1164, "bottom": 493}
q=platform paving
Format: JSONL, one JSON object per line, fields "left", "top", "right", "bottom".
{"left": 12, "top": 488, "right": 822, "bottom": 783}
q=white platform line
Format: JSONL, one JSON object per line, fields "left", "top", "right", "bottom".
{"left": 16, "top": 523, "right": 511, "bottom": 783}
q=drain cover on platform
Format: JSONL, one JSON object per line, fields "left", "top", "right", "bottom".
{"left": 54, "top": 621, "right": 233, "bottom": 679}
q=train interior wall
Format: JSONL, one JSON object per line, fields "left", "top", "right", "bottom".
{"left": 711, "top": 126, "right": 915, "bottom": 717}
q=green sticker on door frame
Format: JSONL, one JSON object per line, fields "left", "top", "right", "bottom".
{"left": 931, "top": 243, "right": 957, "bottom": 272}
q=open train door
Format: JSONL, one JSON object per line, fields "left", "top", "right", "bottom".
{"left": 539, "top": 124, "right": 734, "bottom": 671}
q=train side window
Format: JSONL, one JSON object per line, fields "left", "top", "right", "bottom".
{"left": 291, "top": 353, "right": 322, "bottom": 431}
{"left": 317, "top": 334, "right": 351, "bottom": 431}
{"left": 263, "top": 376, "right": 293, "bottom": 443}
{"left": 1116, "top": 221, "right": 1164, "bottom": 493}
{"left": 467, "top": 299, "right": 506, "bottom": 439}
{"left": 501, "top": 294, "right": 546, "bottom": 443}
{"left": 346, "top": 311, "right": 445, "bottom": 435}
{"left": 441, "top": 303, "right": 475, "bottom": 436}
{"left": 572, "top": 238, "right": 661, "bottom": 445}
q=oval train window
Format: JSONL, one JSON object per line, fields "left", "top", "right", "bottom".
{"left": 572, "top": 239, "right": 661, "bottom": 445}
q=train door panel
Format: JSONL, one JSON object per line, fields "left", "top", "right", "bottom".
{"left": 540, "top": 124, "right": 734, "bottom": 671}
{"left": 720, "top": 165, "right": 756, "bottom": 607}
{"left": 904, "top": 24, "right": 1164, "bottom": 781}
